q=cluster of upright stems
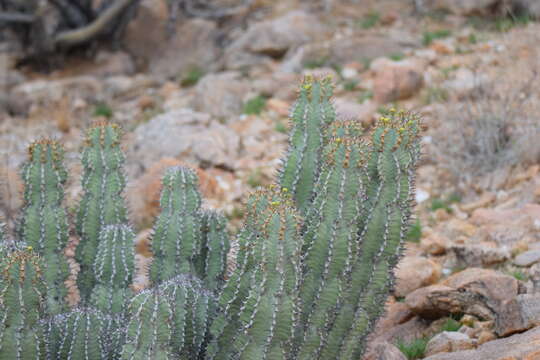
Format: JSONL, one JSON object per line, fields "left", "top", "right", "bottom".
{"left": 0, "top": 76, "right": 420, "bottom": 360}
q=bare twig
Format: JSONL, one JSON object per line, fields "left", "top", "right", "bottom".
{"left": 54, "top": 0, "right": 137, "bottom": 47}
{"left": 0, "top": 11, "right": 35, "bottom": 23}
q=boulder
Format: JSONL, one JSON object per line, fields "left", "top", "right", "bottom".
{"left": 192, "top": 72, "right": 251, "bottom": 120}
{"left": 224, "top": 11, "right": 325, "bottom": 70}
{"left": 372, "top": 58, "right": 425, "bottom": 103}
{"left": 423, "top": 326, "right": 540, "bottom": 360}
{"left": 425, "top": 331, "right": 476, "bottom": 357}
{"left": 405, "top": 268, "right": 522, "bottom": 320}
{"left": 364, "top": 341, "right": 408, "bottom": 360}
{"left": 514, "top": 249, "right": 540, "bottom": 267}
{"left": 495, "top": 294, "right": 540, "bottom": 336}
{"left": 124, "top": 6, "right": 220, "bottom": 79}
{"left": 128, "top": 109, "right": 240, "bottom": 175}
{"left": 395, "top": 256, "right": 442, "bottom": 297}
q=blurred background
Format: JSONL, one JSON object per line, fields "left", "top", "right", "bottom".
{"left": 2, "top": 1, "right": 540, "bottom": 357}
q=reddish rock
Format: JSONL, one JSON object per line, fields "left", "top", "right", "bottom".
{"left": 394, "top": 256, "right": 442, "bottom": 297}
{"left": 372, "top": 58, "right": 425, "bottom": 103}
{"left": 425, "top": 331, "right": 476, "bottom": 357}
{"left": 421, "top": 234, "right": 448, "bottom": 256}
{"left": 364, "top": 341, "right": 407, "bottom": 360}
{"left": 423, "top": 326, "right": 540, "bottom": 360}
{"left": 495, "top": 294, "right": 540, "bottom": 336}
{"left": 406, "top": 269, "right": 521, "bottom": 321}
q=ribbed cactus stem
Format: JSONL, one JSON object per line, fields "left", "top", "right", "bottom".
{"left": 279, "top": 76, "right": 335, "bottom": 214}
{"left": 337, "top": 111, "right": 419, "bottom": 359}
{"left": 159, "top": 275, "right": 215, "bottom": 358}
{"left": 90, "top": 224, "right": 135, "bottom": 316}
{"left": 43, "top": 307, "right": 117, "bottom": 360}
{"left": 0, "top": 222, "right": 5, "bottom": 244}
{"left": 149, "top": 166, "right": 202, "bottom": 284}
{"left": 194, "top": 210, "right": 230, "bottom": 292}
{"left": 121, "top": 289, "right": 174, "bottom": 360}
{"left": 294, "top": 121, "right": 366, "bottom": 359}
{"left": 207, "top": 188, "right": 301, "bottom": 360}
{"left": 19, "top": 139, "right": 69, "bottom": 313}
{"left": 76, "top": 122, "right": 128, "bottom": 298}
{"left": 0, "top": 247, "right": 46, "bottom": 360}
{"left": 313, "top": 111, "right": 420, "bottom": 360}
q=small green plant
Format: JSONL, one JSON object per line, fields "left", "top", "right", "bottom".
{"left": 358, "top": 11, "right": 380, "bottom": 29}
{"left": 509, "top": 270, "right": 528, "bottom": 281}
{"left": 440, "top": 317, "right": 462, "bottom": 332}
{"left": 389, "top": 53, "right": 405, "bottom": 61}
{"left": 343, "top": 79, "right": 358, "bottom": 91}
{"left": 468, "top": 33, "right": 477, "bottom": 44}
{"left": 358, "top": 90, "right": 373, "bottom": 104}
{"left": 495, "top": 14, "right": 531, "bottom": 32}
{"left": 422, "top": 29, "right": 452, "bottom": 46}
{"left": 423, "top": 87, "right": 449, "bottom": 105}
{"left": 181, "top": 66, "right": 204, "bottom": 87}
{"left": 430, "top": 193, "right": 461, "bottom": 213}
{"left": 243, "top": 95, "right": 267, "bottom": 115}
{"left": 303, "top": 57, "right": 329, "bottom": 69}
{"left": 246, "top": 168, "right": 263, "bottom": 188}
{"left": 396, "top": 337, "right": 429, "bottom": 360}
{"left": 93, "top": 103, "right": 113, "bottom": 118}
{"left": 406, "top": 219, "right": 422, "bottom": 243}
{"left": 275, "top": 120, "right": 288, "bottom": 133}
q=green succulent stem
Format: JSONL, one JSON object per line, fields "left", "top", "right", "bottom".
{"left": 19, "top": 139, "right": 70, "bottom": 313}
{"left": 76, "top": 123, "right": 129, "bottom": 299}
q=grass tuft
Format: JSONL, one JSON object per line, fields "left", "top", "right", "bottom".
{"left": 243, "top": 95, "right": 267, "bottom": 115}
{"left": 396, "top": 337, "right": 429, "bottom": 360}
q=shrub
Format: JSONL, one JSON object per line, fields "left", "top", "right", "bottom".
{"left": 0, "top": 77, "right": 421, "bottom": 359}
{"left": 434, "top": 76, "right": 540, "bottom": 184}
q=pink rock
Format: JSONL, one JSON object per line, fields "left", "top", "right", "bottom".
{"left": 372, "top": 58, "right": 425, "bottom": 103}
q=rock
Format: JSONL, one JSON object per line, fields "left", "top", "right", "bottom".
{"left": 333, "top": 98, "right": 376, "bottom": 125}
{"left": 373, "top": 301, "right": 415, "bottom": 339}
{"left": 420, "top": 0, "right": 500, "bottom": 16}
{"left": 364, "top": 341, "right": 407, "bottom": 360}
{"left": 129, "top": 109, "right": 240, "bottom": 174}
{"left": 448, "top": 244, "right": 510, "bottom": 267}
{"left": 224, "top": 11, "right": 325, "bottom": 70}
{"left": 328, "top": 35, "right": 416, "bottom": 66}
{"left": 125, "top": 8, "right": 220, "bottom": 79}
{"left": 421, "top": 234, "right": 448, "bottom": 256}
{"left": 279, "top": 35, "right": 416, "bottom": 73}
{"left": 152, "top": 19, "right": 220, "bottom": 79}
{"left": 395, "top": 257, "right": 442, "bottom": 297}
{"left": 266, "top": 98, "right": 291, "bottom": 117}
{"left": 375, "top": 316, "right": 432, "bottom": 344}
{"left": 128, "top": 157, "right": 221, "bottom": 226}
{"left": 192, "top": 72, "right": 251, "bottom": 120}
{"left": 406, "top": 268, "right": 521, "bottom": 320}
{"left": 372, "top": 58, "right": 425, "bottom": 103}
{"left": 251, "top": 72, "right": 299, "bottom": 98}
{"left": 425, "top": 332, "right": 476, "bottom": 357}
{"left": 423, "top": 326, "right": 540, "bottom": 360}
{"left": 89, "top": 51, "right": 135, "bottom": 77}
{"left": 514, "top": 249, "right": 540, "bottom": 267}
{"left": 11, "top": 76, "right": 102, "bottom": 111}
{"left": 495, "top": 294, "right": 540, "bottom": 336}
